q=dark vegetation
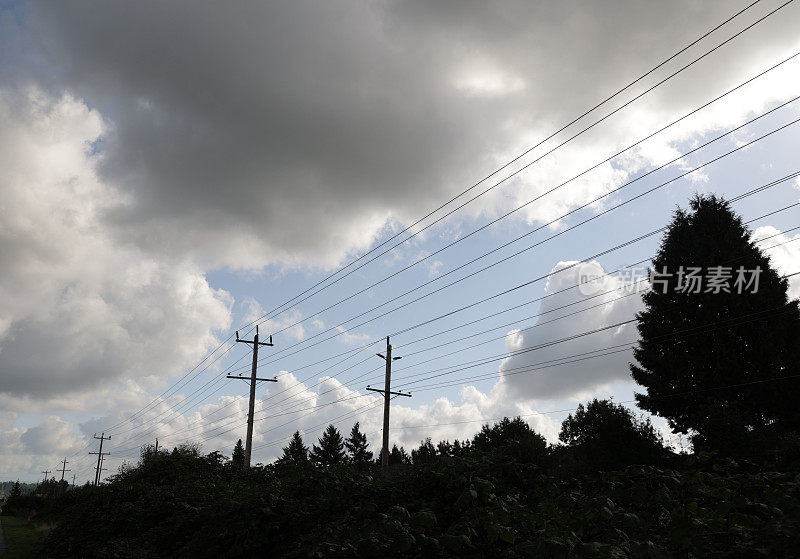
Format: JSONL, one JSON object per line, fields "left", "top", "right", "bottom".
{"left": 7, "top": 413, "right": 800, "bottom": 558}
{"left": 3, "top": 195, "right": 798, "bottom": 557}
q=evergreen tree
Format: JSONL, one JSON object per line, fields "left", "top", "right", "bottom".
{"left": 10, "top": 480, "right": 21, "bottom": 498}
{"left": 411, "top": 438, "right": 438, "bottom": 464}
{"left": 388, "top": 444, "right": 410, "bottom": 465}
{"left": 344, "top": 422, "right": 372, "bottom": 465}
{"left": 451, "top": 439, "right": 471, "bottom": 456}
{"left": 559, "top": 399, "right": 666, "bottom": 470}
{"left": 280, "top": 431, "right": 309, "bottom": 464}
{"left": 310, "top": 425, "right": 346, "bottom": 467}
{"left": 436, "top": 440, "right": 453, "bottom": 458}
{"left": 231, "top": 439, "right": 245, "bottom": 468}
{"left": 630, "top": 195, "right": 800, "bottom": 452}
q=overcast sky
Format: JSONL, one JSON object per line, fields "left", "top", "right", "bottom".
{"left": 1, "top": 0, "right": 799, "bottom": 482}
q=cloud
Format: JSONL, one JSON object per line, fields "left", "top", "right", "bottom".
{"left": 99, "top": 370, "right": 563, "bottom": 465}
{"left": 0, "top": 89, "right": 233, "bottom": 399}
{"left": 20, "top": 416, "right": 79, "bottom": 455}
{"left": 238, "top": 298, "right": 305, "bottom": 342}
{"left": 13, "top": 0, "right": 800, "bottom": 274}
{"left": 753, "top": 225, "right": 800, "bottom": 300}
{"left": 2, "top": 0, "right": 800, "bottom": 478}
{"left": 498, "top": 260, "right": 644, "bottom": 400}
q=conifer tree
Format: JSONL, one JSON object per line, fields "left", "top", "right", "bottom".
{"left": 631, "top": 194, "right": 800, "bottom": 452}
{"left": 310, "top": 425, "right": 346, "bottom": 467}
{"left": 10, "top": 480, "right": 21, "bottom": 498}
{"left": 231, "top": 439, "right": 245, "bottom": 468}
{"left": 411, "top": 438, "right": 437, "bottom": 464}
{"left": 344, "top": 422, "right": 372, "bottom": 465}
{"left": 280, "top": 431, "right": 309, "bottom": 464}
{"left": 388, "top": 444, "right": 410, "bottom": 465}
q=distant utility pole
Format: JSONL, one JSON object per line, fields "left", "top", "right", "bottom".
{"left": 58, "top": 457, "right": 71, "bottom": 482}
{"left": 227, "top": 325, "right": 276, "bottom": 469}
{"left": 71, "top": 473, "right": 76, "bottom": 488}
{"left": 90, "top": 432, "right": 111, "bottom": 485}
{"left": 366, "top": 336, "right": 411, "bottom": 469}
{"left": 154, "top": 438, "right": 159, "bottom": 453}
{"left": 41, "top": 469, "right": 51, "bottom": 482}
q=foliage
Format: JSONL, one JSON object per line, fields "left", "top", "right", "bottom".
{"left": 280, "top": 431, "right": 309, "bottom": 464}
{"left": 559, "top": 399, "right": 667, "bottom": 470}
{"left": 10, "top": 480, "right": 21, "bottom": 498}
{"left": 344, "top": 423, "right": 373, "bottom": 465}
{"left": 631, "top": 194, "right": 800, "bottom": 453}
{"left": 310, "top": 425, "right": 346, "bottom": 467}
{"left": 231, "top": 439, "right": 245, "bottom": 468}
{"left": 411, "top": 438, "right": 438, "bottom": 465}
{"left": 388, "top": 444, "right": 410, "bottom": 465}
{"left": 471, "top": 417, "right": 548, "bottom": 464}
{"left": 31, "top": 445, "right": 800, "bottom": 558}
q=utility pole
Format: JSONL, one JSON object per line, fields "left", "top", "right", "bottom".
{"left": 227, "top": 325, "right": 276, "bottom": 469}
{"left": 41, "top": 470, "right": 51, "bottom": 482}
{"left": 154, "top": 438, "right": 159, "bottom": 453}
{"left": 58, "top": 457, "right": 71, "bottom": 482}
{"left": 90, "top": 432, "right": 111, "bottom": 485}
{"left": 366, "top": 336, "right": 411, "bottom": 469}
{"left": 71, "top": 473, "right": 76, "bottom": 488}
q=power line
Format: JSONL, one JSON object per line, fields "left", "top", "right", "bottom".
{"left": 255, "top": 31, "right": 800, "bottom": 353}
{"left": 120, "top": 280, "right": 798, "bottom": 456}
{"left": 94, "top": 2, "right": 790, "bottom": 447}
{"left": 108, "top": 195, "right": 798, "bottom": 452}
{"left": 242, "top": 0, "right": 767, "bottom": 332}
{"left": 249, "top": 95, "right": 800, "bottom": 373}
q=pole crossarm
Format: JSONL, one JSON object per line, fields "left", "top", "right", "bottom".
{"left": 366, "top": 387, "right": 412, "bottom": 397}
{"left": 226, "top": 374, "right": 277, "bottom": 383}
{"left": 236, "top": 329, "right": 274, "bottom": 346}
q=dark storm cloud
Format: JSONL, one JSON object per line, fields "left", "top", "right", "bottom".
{"left": 27, "top": 0, "right": 792, "bottom": 269}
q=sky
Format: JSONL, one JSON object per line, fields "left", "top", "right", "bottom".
{"left": 1, "top": 0, "right": 799, "bottom": 483}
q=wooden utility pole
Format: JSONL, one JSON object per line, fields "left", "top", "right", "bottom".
{"left": 227, "top": 325, "right": 276, "bottom": 469}
{"left": 58, "top": 457, "right": 71, "bottom": 482}
{"left": 41, "top": 470, "right": 51, "bottom": 482}
{"left": 72, "top": 473, "right": 76, "bottom": 488}
{"left": 366, "top": 336, "right": 411, "bottom": 469}
{"left": 90, "top": 432, "right": 111, "bottom": 485}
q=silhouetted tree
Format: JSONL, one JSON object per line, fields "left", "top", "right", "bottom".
{"left": 631, "top": 194, "right": 800, "bottom": 453}
{"left": 280, "top": 431, "right": 309, "bottom": 464}
{"left": 344, "top": 422, "right": 372, "bottom": 465}
{"left": 471, "top": 417, "right": 548, "bottom": 463}
{"left": 560, "top": 399, "right": 666, "bottom": 470}
{"left": 436, "top": 440, "right": 453, "bottom": 458}
{"left": 451, "top": 439, "right": 471, "bottom": 456}
{"left": 231, "top": 439, "right": 245, "bottom": 468}
{"left": 10, "top": 480, "right": 21, "bottom": 498}
{"left": 310, "top": 425, "right": 346, "bottom": 467}
{"left": 411, "top": 438, "right": 438, "bottom": 465}
{"left": 388, "top": 444, "right": 410, "bottom": 465}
